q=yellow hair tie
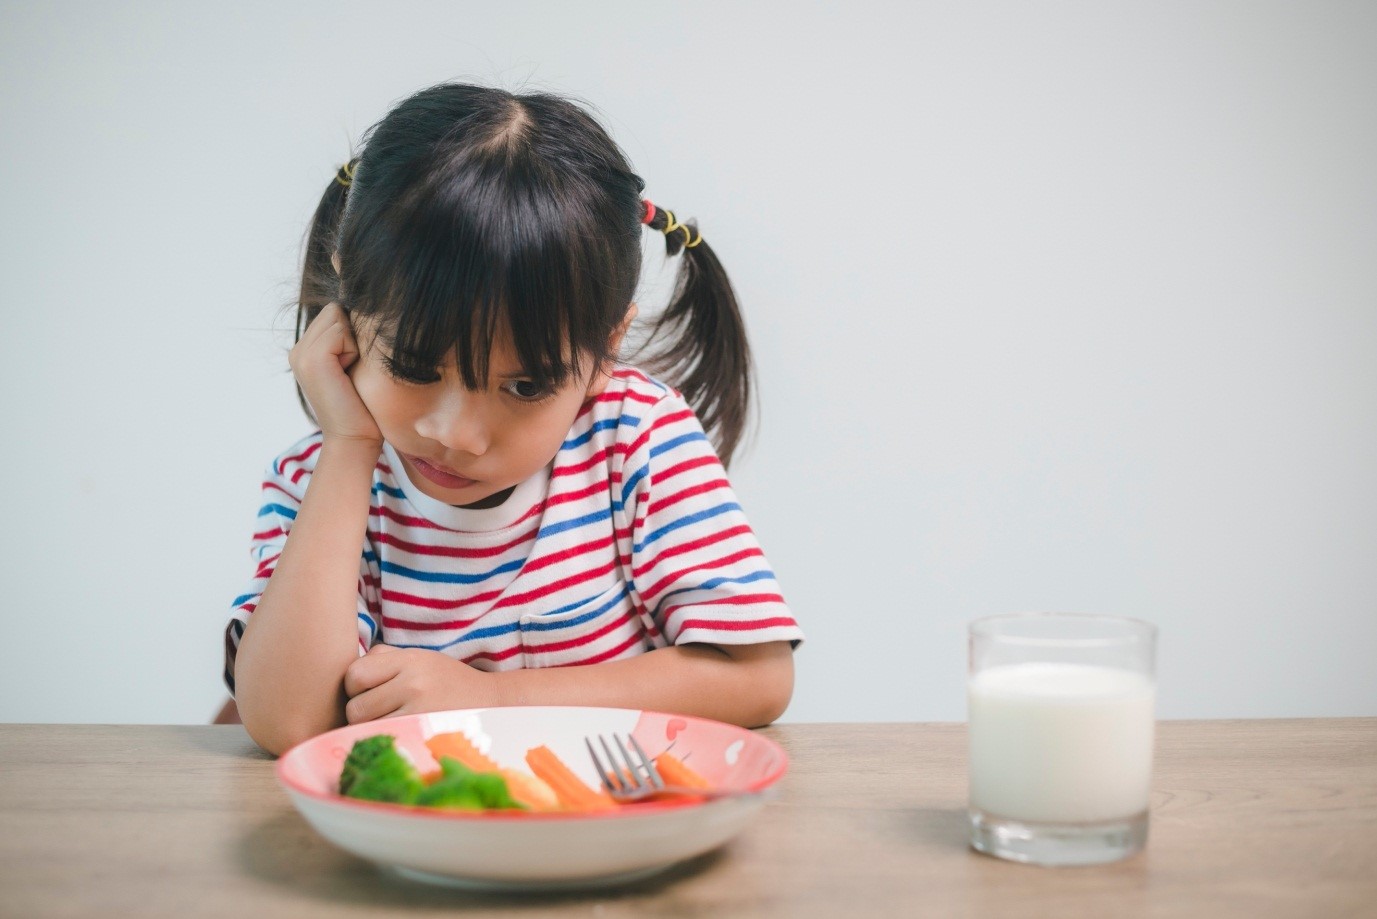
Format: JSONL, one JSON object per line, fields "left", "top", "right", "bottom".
{"left": 335, "top": 160, "right": 355, "bottom": 188}
{"left": 661, "top": 209, "right": 679, "bottom": 235}
{"left": 683, "top": 225, "right": 701, "bottom": 248}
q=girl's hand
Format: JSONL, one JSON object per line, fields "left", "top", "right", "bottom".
{"left": 342, "top": 644, "right": 500, "bottom": 723}
{"left": 288, "top": 302, "right": 382, "bottom": 445}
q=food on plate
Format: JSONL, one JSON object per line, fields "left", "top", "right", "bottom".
{"left": 526, "top": 744, "right": 619, "bottom": 811}
{"left": 338, "top": 734, "right": 427, "bottom": 804}
{"left": 338, "top": 730, "right": 711, "bottom": 813}
{"left": 338, "top": 734, "right": 523, "bottom": 810}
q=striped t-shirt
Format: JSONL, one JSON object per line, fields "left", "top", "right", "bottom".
{"left": 223, "top": 366, "right": 803, "bottom": 695}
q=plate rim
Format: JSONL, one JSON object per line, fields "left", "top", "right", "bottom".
{"left": 274, "top": 704, "right": 789, "bottom": 822}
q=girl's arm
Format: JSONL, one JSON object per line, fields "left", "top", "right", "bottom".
{"left": 234, "top": 438, "right": 376, "bottom": 754}
{"left": 234, "top": 303, "right": 383, "bottom": 755}
{"left": 341, "top": 639, "right": 795, "bottom": 730}
{"left": 495, "top": 640, "right": 794, "bottom": 728}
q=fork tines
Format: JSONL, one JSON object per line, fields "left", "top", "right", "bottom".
{"left": 585, "top": 733, "right": 663, "bottom": 794}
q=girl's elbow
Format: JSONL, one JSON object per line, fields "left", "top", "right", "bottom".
{"left": 745, "top": 649, "right": 795, "bottom": 728}
{"left": 237, "top": 694, "right": 337, "bottom": 757}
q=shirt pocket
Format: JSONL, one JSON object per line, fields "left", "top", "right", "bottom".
{"left": 518, "top": 580, "right": 647, "bottom": 669}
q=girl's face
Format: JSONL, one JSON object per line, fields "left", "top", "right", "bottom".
{"left": 350, "top": 309, "right": 634, "bottom": 509}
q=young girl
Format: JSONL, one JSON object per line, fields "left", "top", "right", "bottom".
{"left": 225, "top": 83, "right": 803, "bottom": 756}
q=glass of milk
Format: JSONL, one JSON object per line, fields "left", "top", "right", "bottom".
{"left": 967, "top": 612, "right": 1157, "bottom": 866}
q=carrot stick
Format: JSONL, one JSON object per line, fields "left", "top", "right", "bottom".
{"left": 499, "top": 769, "right": 560, "bottom": 812}
{"left": 654, "top": 752, "right": 711, "bottom": 789}
{"left": 525, "top": 745, "right": 618, "bottom": 811}
{"left": 425, "top": 731, "right": 501, "bottom": 773}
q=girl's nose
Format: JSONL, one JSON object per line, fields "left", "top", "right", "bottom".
{"left": 415, "top": 390, "right": 491, "bottom": 457}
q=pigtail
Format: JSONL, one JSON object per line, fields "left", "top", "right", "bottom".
{"left": 637, "top": 203, "right": 754, "bottom": 469}
{"left": 292, "top": 158, "right": 357, "bottom": 423}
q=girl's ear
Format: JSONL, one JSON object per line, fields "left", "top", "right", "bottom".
{"left": 585, "top": 303, "right": 639, "bottom": 398}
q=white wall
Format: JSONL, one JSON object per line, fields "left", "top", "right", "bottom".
{"left": 1, "top": 1, "right": 1373, "bottom": 725}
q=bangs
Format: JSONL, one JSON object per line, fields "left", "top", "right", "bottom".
{"left": 346, "top": 145, "right": 633, "bottom": 390}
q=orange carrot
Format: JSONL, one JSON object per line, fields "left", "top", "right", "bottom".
{"left": 499, "top": 769, "right": 561, "bottom": 812}
{"left": 526, "top": 745, "right": 618, "bottom": 812}
{"left": 425, "top": 731, "right": 501, "bottom": 773}
{"left": 654, "top": 752, "right": 710, "bottom": 789}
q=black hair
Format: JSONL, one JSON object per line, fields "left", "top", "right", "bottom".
{"left": 293, "top": 82, "right": 754, "bottom": 466}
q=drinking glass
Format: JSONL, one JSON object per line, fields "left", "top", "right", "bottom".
{"left": 967, "top": 613, "right": 1157, "bottom": 866}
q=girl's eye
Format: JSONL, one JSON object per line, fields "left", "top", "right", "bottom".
{"left": 503, "top": 380, "right": 555, "bottom": 403}
{"left": 382, "top": 355, "right": 440, "bottom": 385}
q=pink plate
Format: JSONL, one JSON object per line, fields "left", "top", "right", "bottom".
{"left": 276, "top": 706, "right": 788, "bottom": 889}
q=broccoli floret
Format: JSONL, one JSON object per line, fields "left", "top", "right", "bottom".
{"left": 338, "top": 735, "right": 425, "bottom": 804}
{"left": 413, "top": 756, "right": 525, "bottom": 811}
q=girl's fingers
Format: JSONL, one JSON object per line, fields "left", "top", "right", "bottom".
{"left": 344, "top": 684, "right": 404, "bottom": 724}
{"left": 343, "top": 648, "right": 403, "bottom": 697}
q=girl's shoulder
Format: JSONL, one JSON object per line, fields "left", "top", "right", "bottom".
{"left": 264, "top": 430, "right": 325, "bottom": 476}
{"left": 589, "top": 365, "right": 711, "bottom": 455}
{"left": 600, "top": 364, "right": 683, "bottom": 415}
{"left": 260, "top": 430, "right": 385, "bottom": 490}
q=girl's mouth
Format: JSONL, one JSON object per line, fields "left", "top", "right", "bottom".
{"left": 406, "top": 455, "right": 478, "bottom": 489}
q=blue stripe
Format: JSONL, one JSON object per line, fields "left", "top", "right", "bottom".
{"left": 386, "top": 584, "right": 634, "bottom": 652}
{"left": 372, "top": 481, "right": 406, "bottom": 500}
{"left": 556, "top": 416, "right": 627, "bottom": 451}
{"left": 389, "top": 619, "right": 521, "bottom": 652}
{"left": 620, "top": 463, "right": 650, "bottom": 505}
{"left": 657, "top": 569, "right": 776, "bottom": 603}
{"left": 650, "top": 431, "right": 708, "bottom": 459}
{"left": 522, "top": 584, "right": 630, "bottom": 631}
{"left": 634, "top": 501, "right": 742, "bottom": 553}
{"left": 380, "top": 557, "right": 525, "bottom": 585}
{"left": 620, "top": 431, "right": 712, "bottom": 505}
{"left": 362, "top": 549, "right": 378, "bottom": 564}
{"left": 538, "top": 507, "right": 612, "bottom": 539}
{"left": 358, "top": 613, "right": 377, "bottom": 641}
{"left": 230, "top": 593, "right": 255, "bottom": 608}
{"left": 257, "top": 503, "right": 298, "bottom": 520}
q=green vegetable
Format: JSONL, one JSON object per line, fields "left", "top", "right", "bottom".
{"left": 338, "top": 735, "right": 425, "bottom": 804}
{"left": 414, "top": 756, "right": 526, "bottom": 811}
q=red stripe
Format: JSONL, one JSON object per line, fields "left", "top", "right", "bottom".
{"left": 382, "top": 589, "right": 501, "bottom": 611}
{"left": 556, "top": 629, "right": 646, "bottom": 667}
{"left": 655, "top": 455, "right": 720, "bottom": 487}
{"left": 632, "top": 524, "right": 753, "bottom": 579}
{"left": 492, "top": 559, "right": 617, "bottom": 610}
{"left": 277, "top": 439, "right": 321, "bottom": 475}
{"left": 637, "top": 546, "right": 765, "bottom": 604}
{"left": 262, "top": 481, "right": 297, "bottom": 501}
{"left": 546, "top": 479, "right": 607, "bottom": 508}
{"left": 615, "top": 389, "right": 661, "bottom": 406}
{"left": 382, "top": 609, "right": 490, "bottom": 630}
{"left": 463, "top": 644, "right": 523, "bottom": 666}
{"left": 675, "top": 615, "right": 798, "bottom": 633}
{"left": 646, "top": 478, "right": 730, "bottom": 518}
{"left": 369, "top": 504, "right": 443, "bottom": 529}
{"left": 524, "top": 610, "right": 635, "bottom": 655}
{"left": 625, "top": 408, "right": 694, "bottom": 461}
{"left": 521, "top": 533, "right": 615, "bottom": 576}
{"left": 252, "top": 526, "right": 286, "bottom": 542}
{"left": 374, "top": 526, "right": 537, "bottom": 559}
{"left": 552, "top": 447, "right": 609, "bottom": 478}
{"left": 662, "top": 593, "right": 787, "bottom": 629}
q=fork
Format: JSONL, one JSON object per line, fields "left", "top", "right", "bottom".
{"left": 584, "top": 733, "right": 738, "bottom": 802}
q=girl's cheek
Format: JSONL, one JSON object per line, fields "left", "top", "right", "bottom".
{"left": 352, "top": 365, "right": 404, "bottom": 423}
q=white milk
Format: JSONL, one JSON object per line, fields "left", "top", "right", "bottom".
{"left": 968, "top": 662, "right": 1155, "bottom": 824}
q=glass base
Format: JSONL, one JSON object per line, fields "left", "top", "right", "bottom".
{"left": 968, "top": 808, "right": 1148, "bottom": 866}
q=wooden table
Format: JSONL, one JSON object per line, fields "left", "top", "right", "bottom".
{"left": 2, "top": 720, "right": 1374, "bottom": 917}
